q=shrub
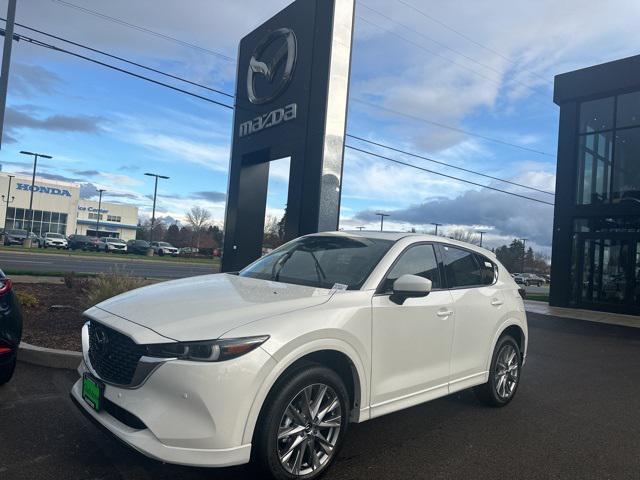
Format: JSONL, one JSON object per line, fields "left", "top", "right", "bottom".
{"left": 83, "top": 271, "right": 149, "bottom": 309}
{"left": 16, "top": 290, "right": 39, "bottom": 308}
{"left": 63, "top": 271, "right": 76, "bottom": 289}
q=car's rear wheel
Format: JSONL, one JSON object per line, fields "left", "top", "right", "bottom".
{"left": 255, "top": 364, "right": 349, "bottom": 480}
{"left": 0, "top": 357, "right": 17, "bottom": 385}
{"left": 474, "top": 335, "right": 522, "bottom": 407}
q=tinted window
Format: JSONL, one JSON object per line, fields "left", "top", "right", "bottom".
{"left": 442, "top": 246, "right": 482, "bottom": 288}
{"left": 617, "top": 91, "right": 640, "bottom": 128}
{"left": 476, "top": 254, "right": 497, "bottom": 285}
{"left": 579, "top": 97, "right": 614, "bottom": 133}
{"left": 381, "top": 244, "right": 441, "bottom": 293}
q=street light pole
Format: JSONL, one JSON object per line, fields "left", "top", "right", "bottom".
{"left": 375, "top": 212, "right": 390, "bottom": 232}
{"left": 0, "top": 0, "right": 17, "bottom": 150}
{"left": 478, "top": 231, "right": 486, "bottom": 247}
{"left": 145, "top": 172, "right": 169, "bottom": 245}
{"left": 20, "top": 151, "right": 52, "bottom": 246}
{"left": 431, "top": 223, "right": 443, "bottom": 236}
{"left": 95, "top": 189, "right": 105, "bottom": 237}
{"left": 521, "top": 238, "right": 528, "bottom": 273}
{"left": 2, "top": 174, "right": 15, "bottom": 228}
{"left": 356, "top": 226, "right": 365, "bottom": 231}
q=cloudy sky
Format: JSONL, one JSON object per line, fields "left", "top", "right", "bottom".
{"left": 0, "top": 0, "right": 638, "bottom": 252}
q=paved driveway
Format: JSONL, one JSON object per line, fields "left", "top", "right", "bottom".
{"left": 1, "top": 313, "right": 639, "bottom": 479}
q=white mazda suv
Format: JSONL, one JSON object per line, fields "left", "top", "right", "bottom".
{"left": 71, "top": 231, "right": 527, "bottom": 479}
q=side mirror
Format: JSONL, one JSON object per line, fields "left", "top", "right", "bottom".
{"left": 390, "top": 274, "right": 432, "bottom": 305}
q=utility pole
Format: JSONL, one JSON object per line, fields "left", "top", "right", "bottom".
{"left": 0, "top": 0, "right": 17, "bottom": 149}
{"left": 145, "top": 172, "right": 169, "bottom": 247}
{"left": 95, "top": 189, "right": 105, "bottom": 237}
{"left": 478, "top": 231, "right": 486, "bottom": 247}
{"left": 431, "top": 223, "right": 443, "bottom": 236}
{"left": 375, "top": 212, "right": 389, "bottom": 232}
{"left": 20, "top": 151, "right": 52, "bottom": 246}
{"left": 521, "top": 238, "right": 528, "bottom": 273}
{"left": 2, "top": 174, "right": 15, "bottom": 228}
{"left": 356, "top": 226, "right": 365, "bottom": 231}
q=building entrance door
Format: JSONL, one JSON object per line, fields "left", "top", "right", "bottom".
{"left": 576, "top": 233, "right": 640, "bottom": 313}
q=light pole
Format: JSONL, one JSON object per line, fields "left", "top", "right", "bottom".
{"left": 521, "top": 238, "right": 528, "bottom": 273}
{"left": 95, "top": 189, "right": 106, "bottom": 237}
{"left": 0, "top": 0, "right": 17, "bottom": 150}
{"left": 356, "top": 226, "right": 365, "bottom": 231}
{"left": 2, "top": 174, "right": 15, "bottom": 228}
{"left": 20, "top": 150, "right": 52, "bottom": 246}
{"left": 431, "top": 223, "right": 443, "bottom": 236}
{"left": 145, "top": 172, "right": 169, "bottom": 246}
{"left": 375, "top": 212, "right": 389, "bottom": 232}
{"left": 478, "top": 231, "right": 486, "bottom": 247}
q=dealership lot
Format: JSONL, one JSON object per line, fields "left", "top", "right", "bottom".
{"left": 1, "top": 312, "right": 639, "bottom": 480}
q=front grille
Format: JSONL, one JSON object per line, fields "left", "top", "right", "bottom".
{"left": 88, "top": 322, "right": 146, "bottom": 385}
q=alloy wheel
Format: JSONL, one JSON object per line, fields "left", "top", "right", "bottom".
{"left": 277, "top": 383, "right": 342, "bottom": 476}
{"left": 494, "top": 344, "right": 519, "bottom": 400}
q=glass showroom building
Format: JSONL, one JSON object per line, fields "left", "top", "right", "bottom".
{"left": 551, "top": 54, "right": 640, "bottom": 315}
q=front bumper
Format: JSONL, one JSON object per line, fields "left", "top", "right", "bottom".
{"left": 71, "top": 345, "right": 276, "bottom": 467}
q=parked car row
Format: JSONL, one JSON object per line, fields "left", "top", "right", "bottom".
{"left": 510, "top": 272, "right": 549, "bottom": 286}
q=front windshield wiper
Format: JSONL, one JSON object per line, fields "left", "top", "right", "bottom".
{"left": 308, "top": 250, "right": 327, "bottom": 285}
{"left": 271, "top": 249, "right": 295, "bottom": 282}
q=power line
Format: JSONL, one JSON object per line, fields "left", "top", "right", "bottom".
{"left": 14, "top": 30, "right": 235, "bottom": 110}
{"left": 351, "top": 98, "right": 556, "bottom": 157}
{"left": 6, "top": 21, "right": 555, "bottom": 201}
{"left": 345, "top": 144, "right": 555, "bottom": 206}
{"left": 358, "top": 2, "right": 549, "bottom": 99}
{"left": 51, "top": 0, "right": 235, "bottom": 62}
{"left": 10, "top": 20, "right": 235, "bottom": 99}
{"left": 356, "top": 15, "right": 551, "bottom": 109}
{"left": 346, "top": 134, "right": 555, "bottom": 196}
{"left": 395, "top": 0, "right": 553, "bottom": 86}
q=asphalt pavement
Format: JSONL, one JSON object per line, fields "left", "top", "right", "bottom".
{"left": 0, "top": 250, "right": 217, "bottom": 279}
{"left": 1, "top": 312, "right": 639, "bottom": 479}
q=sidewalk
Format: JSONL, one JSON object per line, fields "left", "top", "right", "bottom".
{"left": 525, "top": 300, "right": 639, "bottom": 328}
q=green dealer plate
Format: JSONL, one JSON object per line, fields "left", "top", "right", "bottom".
{"left": 82, "top": 373, "right": 104, "bottom": 412}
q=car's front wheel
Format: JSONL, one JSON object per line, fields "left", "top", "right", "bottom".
{"left": 474, "top": 335, "right": 522, "bottom": 407}
{"left": 255, "top": 364, "right": 349, "bottom": 480}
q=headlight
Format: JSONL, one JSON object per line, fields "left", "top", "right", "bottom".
{"left": 145, "top": 336, "right": 269, "bottom": 362}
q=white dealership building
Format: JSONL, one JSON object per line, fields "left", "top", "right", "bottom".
{"left": 0, "top": 172, "right": 138, "bottom": 240}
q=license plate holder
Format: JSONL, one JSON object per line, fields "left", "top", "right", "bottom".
{"left": 82, "top": 373, "right": 105, "bottom": 412}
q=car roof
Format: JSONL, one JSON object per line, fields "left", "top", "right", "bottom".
{"left": 306, "top": 230, "right": 497, "bottom": 258}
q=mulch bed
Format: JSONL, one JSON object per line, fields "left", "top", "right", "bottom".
{"left": 15, "top": 283, "right": 86, "bottom": 352}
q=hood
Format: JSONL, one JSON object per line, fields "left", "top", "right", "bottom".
{"left": 94, "top": 273, "right": 333, "bottom": 342}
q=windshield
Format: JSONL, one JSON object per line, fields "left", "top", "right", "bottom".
{"left": 8, "top": 229, "right": 26, "bottom": 235}
{"left": 240, "top": 235, "right": 393, "bottom": 289}
{"left": 46, "top": 233, "right": 64, "bottom": 238}
{"left": 158, "top": 242, "right": 172, "bottom": 247}
{"left": 107, "top": 238, "right": 125, "bottom": 243}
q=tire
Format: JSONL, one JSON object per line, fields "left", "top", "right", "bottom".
{"left": 474, "top": 335, "right": 522, "bottom": 407}
{"left": 254, "top": 364, "right": 350, "bottom": 480}
{"left": 158, "top": 250, "right": 165, "bottom": 257}
{"left": 0, "top": 357, "right": 17, "bottom": 385}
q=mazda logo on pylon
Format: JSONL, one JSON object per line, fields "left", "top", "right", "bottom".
{"left": 247, "top": 28, "right": 297, "bottom": 105}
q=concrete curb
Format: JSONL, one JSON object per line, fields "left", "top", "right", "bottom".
{"left": 18, "top": 342, "right": 81, "bottom": 370}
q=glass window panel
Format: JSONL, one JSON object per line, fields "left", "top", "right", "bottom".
{"left": 59, "top": 213, "right": 67, "bottom": 224}
{"left": 579, "top": 97, "right": 614, "bottom": 133}
{"left": 6, "top": 207, "right": 14, "bottom": 219}
{"left": 382, "top": 244, "right": 441, "bottom": 293}
{"left": 616, "top": 91, "right": 640, "bottom": 128}
{"left": 442, "top": 246, "right": 483, "bottom": 288}
{"left": 577, "top": 132, "right": 612, "bottom": 204}
{"left": 476, "top": 254, "right": 497, "bottom": 285}
{"left": 15, "top": 208, "right": 24, "bottom": 220}
{"left": 50, "top": 212, "right": 59, "bottom": 223}
{"left": 33, "top": 210, "right": 42, "bottom": 221}
{"left": 42, "top": 211, "right": 50, "bottom": 222}
{"left": 612, "top": 127, "right": 640, "bottom": 203}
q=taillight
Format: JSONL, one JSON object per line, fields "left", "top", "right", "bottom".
{"left": 518, "top": 287, "right": 526, "bottom": 299}
{"left": 0, "top": 278, "right": 12, "bottom": 295}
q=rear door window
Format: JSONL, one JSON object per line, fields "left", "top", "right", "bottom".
{"left": 441, "top": 246, "right": 483, "bottom": 288}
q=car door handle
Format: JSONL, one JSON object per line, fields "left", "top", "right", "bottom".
{"left": 436, "top": 309, "right": 454, "bottom": 317}
{"left": 490, "top": 299, "right": 504, "bottom": 306}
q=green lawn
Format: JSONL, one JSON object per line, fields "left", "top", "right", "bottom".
{"left": 526, "top": 294, "right": 549, "bottom": 302}
{"left": 0, "top": 245, "right": 220, "bottom": 266}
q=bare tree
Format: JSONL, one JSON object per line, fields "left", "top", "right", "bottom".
{"left": 185, "top": 206, "right": 212, "bottom": 249}
{"left": 448, "top": 229, "right": 481, "bottom": 245}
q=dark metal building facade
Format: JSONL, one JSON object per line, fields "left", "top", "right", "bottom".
{"left": 550, "top": 55, "right": 640, "bottom": 315}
